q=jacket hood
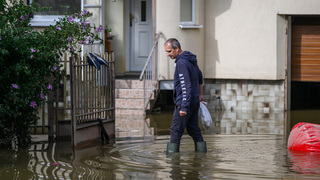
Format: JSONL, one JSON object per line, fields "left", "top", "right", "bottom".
{"left": 176, "top": 51, "right": 197, "bottom": 65}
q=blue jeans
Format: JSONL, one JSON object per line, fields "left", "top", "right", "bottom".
{"left": 170, "top": 102, "right": 204, "bottom": 144}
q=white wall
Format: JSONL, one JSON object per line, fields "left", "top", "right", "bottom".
{"left": 156, "top": 0, "right": 205, "bottom": 81}
{"left": 156, "top": 0, "right": 320, "bottom": 81}
{"left": 105, "top": 0, "right": 125, "bottom": 76}
{"left": 205, "top": 0, "right": 279, "bottom": 80}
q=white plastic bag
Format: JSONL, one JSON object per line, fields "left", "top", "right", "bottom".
{"left": 199, "top": 101, "right": 213, "bottom": 129}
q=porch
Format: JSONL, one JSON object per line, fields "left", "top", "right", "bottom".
{"left": 32, "top": 32, "right": 162, "bottom": 147}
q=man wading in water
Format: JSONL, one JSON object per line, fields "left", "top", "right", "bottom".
{"left": 164, "top": 38, "right": 207, "bottom": 154}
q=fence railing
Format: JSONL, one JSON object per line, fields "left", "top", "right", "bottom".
{"left": 139, "top": 32, "right": 162, "bottom": 112}
{"left": 70, "top": 52, "right": 115, "bottom": 146}
{"left": 70, "top": 52, "right": 115, "bottom": 124}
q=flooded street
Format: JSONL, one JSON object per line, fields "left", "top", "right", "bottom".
{"left": 1, "top": 110, "right": 320, "bottom": 179}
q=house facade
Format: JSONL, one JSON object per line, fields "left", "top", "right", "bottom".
{"left": 106, "top": 0, "right": 320, "bottom": 109}
{"left": 105, "top": 0, "right": 320, "bottom": 135}
{"left": 27, "top": 0, "right": 320, "bottom": 136}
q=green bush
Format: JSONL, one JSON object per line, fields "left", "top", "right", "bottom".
{"left": 0, "top": 0, "right": 104, "bottom": 149}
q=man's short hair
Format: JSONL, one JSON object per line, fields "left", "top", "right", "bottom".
{"left": 165, "top": 38, "right": 181, "bottom": 49}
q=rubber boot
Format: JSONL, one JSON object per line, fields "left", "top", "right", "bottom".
{"left": 166, "top": 142, "right": 180, "bottom": 154}
{"left": 195, "top": 141, "right": 207, "bottom": 153}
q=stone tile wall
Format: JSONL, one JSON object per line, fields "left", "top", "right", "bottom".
{"left": 204, "top": 79, "right": 285, "bottom": 112}
{"left": 203, "top": 110, "right": 284, "bottom": 135}
{"left": 203, "top": 79, "right": 285, "bottom": 135}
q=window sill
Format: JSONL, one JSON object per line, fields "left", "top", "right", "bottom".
{"left": 29, "top": 15, "right": 62, "bottom": 27}
{"left": 179, "top": 24, "right": 203, "bottom": 29}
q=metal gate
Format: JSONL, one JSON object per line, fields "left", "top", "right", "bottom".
{"left": 70, "top": 52, "right": 115, "bottom": 147}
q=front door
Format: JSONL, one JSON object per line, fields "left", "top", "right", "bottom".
{"left": 128, "top": 0, "right": 153, "bottom": 72}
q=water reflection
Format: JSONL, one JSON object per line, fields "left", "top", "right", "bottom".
{"left": 288, "top": 151, "right": 320, "bottom": 175}
{"left": 2, "top": 109, "right": 320, "bottom": 179}
{"left": 148, "top": 109, "right": 284, "bottom": 136}
{"left": 166, "top": 150, "right": 208, "bottom": 179}
{"left": 2, "top": 135, "right": 320, "bottom": 179}
{"left": 0, "top": 148, "right": 34, "bottom": 179}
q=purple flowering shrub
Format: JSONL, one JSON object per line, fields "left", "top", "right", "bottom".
{"left": 0, "top": 0, "right": 104, "bottom": 148}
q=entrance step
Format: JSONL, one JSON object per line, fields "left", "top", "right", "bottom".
{"left": 115, "top": 89, "right": 144, "bottom": 99}
{"left": 115, "top": 79, "right": 145, "bottom": 117}
{"left": 115, "top": 78, "right": 157, "bottom": 138}
{"left": 115, "top": 98, "right": 144, "bottom": 109}
{"left": 115, "top": 79, "right": 143, "bottom": 89}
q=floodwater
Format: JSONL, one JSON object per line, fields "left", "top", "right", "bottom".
{"left": 1, "top": 110, "right": 320, "bottom": 180}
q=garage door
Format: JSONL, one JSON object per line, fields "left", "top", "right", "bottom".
{"left": 292, "top": 19, "right": 320, "bottom": 82}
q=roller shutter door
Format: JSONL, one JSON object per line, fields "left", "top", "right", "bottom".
{"left": 292, "top": 23, "right": 320, "bottom": 82}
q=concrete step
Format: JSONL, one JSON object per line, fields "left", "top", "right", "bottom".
{"left": 115, "top": 109, "right": 145, "bottom": 117}
{"left": 115, "top": 88, "right": 144, "bottom": 99}
{"left": 115, "top": 79, "right": 154, "bottom": 117}
{"left": 115, "top": 79, "right": 144, "bottom": 89}
{"left": 116, "top": 98, "right": 144, "bottom": 109}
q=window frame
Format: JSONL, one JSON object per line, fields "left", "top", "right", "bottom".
{"left": 179, "top": 0, "right": 202, "bottom": 28}
{"left": 29, "top": 15, "right": 61, "bottom": 27}
{"left": 180, "top": 0, "right": 195, "bottom": 25}
{"left": 28, "top": 0, "right": 81, "bottom": 27}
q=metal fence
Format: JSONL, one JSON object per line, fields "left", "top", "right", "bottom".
{"left": 70, "top": 52, "right": 115, "bottom": 147}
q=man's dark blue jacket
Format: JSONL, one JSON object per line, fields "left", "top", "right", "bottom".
{"left": 174, "top": 51, "right": 203, "bottom": 112}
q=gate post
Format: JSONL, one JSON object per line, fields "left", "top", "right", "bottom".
{"left": 70, "top": 57, "right": 77, "bottom": 147}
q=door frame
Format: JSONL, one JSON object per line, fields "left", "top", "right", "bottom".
{"left": 125, "top": 0, "right": 131, "bottom": 72}
{"left": 285, "top": 15, "right": 292, "bottom": 139}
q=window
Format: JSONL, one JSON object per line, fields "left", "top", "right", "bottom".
{"left": 179, "top": 0, "right": 202, "bottom": 28}
{"left": 30, "top": 0, "right": 80, "bottom": 15}
{"left": 180, "top": 0, "right": 194, "bottom": 25}
{"left": 29, "top": 0, "right": 81, "bottom": 26}
{"left": 141, "top": 1, "right": 147, "bottom": 22}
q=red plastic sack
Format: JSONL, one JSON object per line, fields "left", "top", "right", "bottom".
{"left": 288, "top": 122, "right": 320, "bottom": 152}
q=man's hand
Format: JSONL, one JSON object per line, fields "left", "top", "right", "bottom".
{"left": 199, "top": 95, "right": 204, "bottom": 102}
{"left": 179, "top": 111, "right": 187, "bottom": 116}
{"left": 199, "top": 84, "right": 204, "bottom": 102}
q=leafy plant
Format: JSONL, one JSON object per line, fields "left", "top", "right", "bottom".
{"left": 0, "top": 0, "right": 105, "bottom": 149}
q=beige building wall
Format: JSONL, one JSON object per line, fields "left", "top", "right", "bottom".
{"left": 105, "top": 0, "right": 126, "bottom": 76}
{"left": 204, "top": 1, "right": 280, "bottom": 80}
{"left": 156, "top": 0, "right": 320, "bottom": 81}
{"left": 156, "top": 0, "right": 205, "bottom": 81}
